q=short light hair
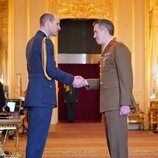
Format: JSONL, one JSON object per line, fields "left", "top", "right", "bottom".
{"left": 40, "top": 13, "right": 55, "bottom": 26}
{"left": 93, "top": 19, "right": 114, "bottom": 35}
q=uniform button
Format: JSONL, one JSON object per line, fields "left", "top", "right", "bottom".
{"left": 100, "top": 82, "right": 102, "bottom": 84}
{"left": 50, "top": 86, "right": 52, "bottom": 88}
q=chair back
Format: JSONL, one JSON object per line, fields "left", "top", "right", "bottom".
{"left": 128, "top": 102, "right": 145, "bottom": 129}
{"left": 6, "top": 98, "right": 22, "bottom": 114}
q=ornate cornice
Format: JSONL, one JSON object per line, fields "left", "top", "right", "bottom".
{"left": 48, "top": 0, "right": 113, "bottom": 19}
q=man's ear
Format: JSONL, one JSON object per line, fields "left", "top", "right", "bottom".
{"left": 46, "top": 20, "right": 50, "bottom": 26}
{"left": 103, "top": 27, "right": 108, "bottom": 35}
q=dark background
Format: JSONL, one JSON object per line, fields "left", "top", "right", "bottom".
{"left": 58, "top": 64, "right": 101, "bottom": 122}
{"left": 58, "top": 19, "right": 101, "bottom": 54}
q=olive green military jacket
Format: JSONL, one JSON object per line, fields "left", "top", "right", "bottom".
{"left": 86, "top": 40, "right": 136, "bottom": 112}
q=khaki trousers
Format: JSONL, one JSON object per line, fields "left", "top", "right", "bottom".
{"left": 103, "top": 110, "right": 128, "bottom": 158}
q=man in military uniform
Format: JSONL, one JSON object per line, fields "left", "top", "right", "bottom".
{"left": 63, "top": 84, "right": 78, "bottom": 122}
{"left": 24, "top": 13, "right": 84, "bottom": 158}
{"left": 84, "top": 19, "right": 136, "bottom": 158}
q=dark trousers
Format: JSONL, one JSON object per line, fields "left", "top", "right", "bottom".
{"left": 26, "top": 107, "right": 52, "bottom": 158}
{"left": 103, "top": 110, "right": 128, "bottom": 158}
{"left": 67, "top": 103, "right": 75, "bottom": 122}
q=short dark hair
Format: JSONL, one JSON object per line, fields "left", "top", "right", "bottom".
{"left": 93, "top": 19, "right": 114, "bottom": 35}
{"left": 40, "top": 13, "right": 55, "bottom": 26}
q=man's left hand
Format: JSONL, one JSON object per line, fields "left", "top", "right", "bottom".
{"left": 120, "top": 105, "right": 130, "bottom": 116}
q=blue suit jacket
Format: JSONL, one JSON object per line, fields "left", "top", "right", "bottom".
{"left": 24, "top": 31, "right": 74, "bottom": 109}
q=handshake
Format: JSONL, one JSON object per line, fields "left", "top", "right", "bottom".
{"left": 72, "top": 76, "right": 88, "bottom": 88}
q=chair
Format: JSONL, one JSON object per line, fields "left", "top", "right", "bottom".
{"left": 149, "top": 99, "right": 158, "bottom": 132}
{"left": 128, "top": 102, "right": 145, "bottom": 130}
{"left": 0, "top": 112, "right": 25, "bottom": 157}
{"left": 6, "top": 98, "right": 23, "bottom": 114}
{"left": 5, "top": 99, "right": 25, "bottom": 136}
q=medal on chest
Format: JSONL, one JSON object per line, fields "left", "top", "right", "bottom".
{"left": 99, "top": 39, "right": 115, "bottom": 67}
{"left": 100, "top": 52, "right": 111, "bottom": 67}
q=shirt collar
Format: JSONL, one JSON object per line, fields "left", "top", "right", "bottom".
{"left": 39, "top": 29, "right": 48, "bottom": 37}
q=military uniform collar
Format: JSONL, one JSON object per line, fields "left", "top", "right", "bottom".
{"left": 39, "top": 29, "right": 48, "bottom": 37}
{"left": 101, "top": 37, "right": 116, "bottom": 56}
{"left": 102, "top": 37, "right": 115, "bottom": 51}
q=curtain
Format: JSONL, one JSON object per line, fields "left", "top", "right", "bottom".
{"left": 150, "top": 0, "right": 158, "bottom": 98}
{"left": 0, "top": 0, "right": 8, "bottom": 84}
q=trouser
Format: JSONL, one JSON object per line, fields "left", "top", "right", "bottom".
{"left": 67, "top": 103, "right": 75, "bottom": 122}
{"left": 26, "top": 106, "right": 52, "bottom": 158}
{"left": 103, "top": 110, "right": 128, "bottom": 158}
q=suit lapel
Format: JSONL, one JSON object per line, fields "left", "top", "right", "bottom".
{"left": 101, "top": 39, "right": 116, "bottom": 57}
{"left": 102, "top": 45, "right": 111, "bottom": 56}
{"left": 99, "top": 39, "right": 117, "bottom": 66}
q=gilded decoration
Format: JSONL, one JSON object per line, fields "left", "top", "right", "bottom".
{"left": 48, "top": 0, "right": 113, "bottom": 19}
{"left": 0, "top": 0, "right": 8, "bottom": 84}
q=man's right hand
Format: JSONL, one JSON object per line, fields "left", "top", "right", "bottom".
{"left": 73, "top": 76, "right": 88, "bottom": 88}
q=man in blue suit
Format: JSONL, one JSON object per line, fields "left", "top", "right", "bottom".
{"left": 24, "top": 13, "right": 84, "bottom": 158}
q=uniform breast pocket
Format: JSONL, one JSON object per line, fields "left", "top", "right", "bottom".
{"left": 105, "top": 58, "right": 116, "bottom": 70}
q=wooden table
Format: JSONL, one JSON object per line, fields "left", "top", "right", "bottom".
{"left": 0, "top": 112, "right": 25, "bottom": 157}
